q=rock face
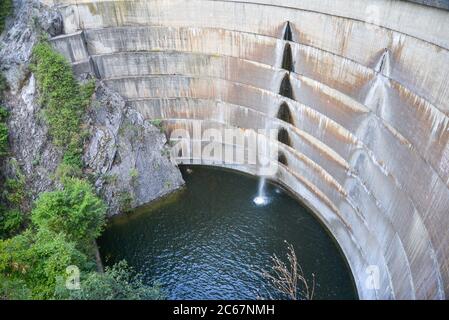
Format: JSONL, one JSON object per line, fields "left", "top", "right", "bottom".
{"left": 3, "top": 74, "right": 62, "bottom": 206}
{"left": 0, "top": 0, "right": 184, "bottom": 212}
{"left": 84, "top": 83, "right": 184, "bottom": 216}
{"left": 0, "top": 0, "right": 63, "bottom": 94}
{"left": 0, "top": 1, "right": 64, "bottom": 206}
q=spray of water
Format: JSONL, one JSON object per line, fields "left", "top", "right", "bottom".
{"left": 253, "top": 177, "right": 269, "bottom": 206}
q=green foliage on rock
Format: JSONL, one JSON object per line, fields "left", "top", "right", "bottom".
{"left": 0, "top": 208, "right": 24, "bottom": 238}
{"left": 0, "top": 72, "right": 8, "bottom": 96}
{"left": 0, "top": 0, "right": 13, "bottom": 34}
{"left": 31, "top": 178, "right": 106, "bottom": 247}
{"left": 3, "top": 171, "right": 26, "bottom": 208}
{"left": 31, "top": 41, "right": 95, "bottom": 169}
{"left": 54, "top": 162, "right": 83, "bottom": 181}
{"left": 58, "top": 260, "right": 164, "bottom": 300}
{"left": 0, "top": 106, "right": 8, "bottom": 158}
{"left": 0, "top": 160, "right": 27, "bottom": 239}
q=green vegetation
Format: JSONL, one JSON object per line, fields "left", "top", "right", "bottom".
{"left": 1, "top": 175, "right": 104, "bottom": 299}
{"left": 0, "top": 179, "right": 161, "bottom": 300}
{"left": 0, "top": 106, "right": 8, "bottom": 158}
{"left": 0, "top": 0, "right": 13, "bottom": 34}
{"left": 57, "top": 261, "right": 164, "bottom": 300}
{"left": 31, "top": 41, "right": 95, "bottom": 170}
{"left": 103, "top": 173, "right": 118, "bottom": 185}
{"left": 0, "top": 72, "right": 8, "bottom": 95}
{"left": 0, "top": 41, "right": 163, "bottom": 300}
{"left": 0, "top": 153, "right": 26, "bottom": 239}
{"left": 150, "top": 118, "right": 164, "bottom": 133}
{"left": 150, "top": 119, "right": 163, "bottom": 128}
{"left": 0, "top": 228, "right": 90, "bottom": 299}
{"left": 130, "top": 168, "right": 139, "bottom": 186}
{"left": 0, "top": 208, "right": 23, "bottom": 239}
{"left": 0, "top": 73, "right": 9, "bottom": 158}
{"left": 118, "top": 191, "right": 134, "bottom": 213}
{"left": 31, "top": 178, "right": 106, "bottom": 248}
{"left": 0, "top": 73, "right": 21, "bottom": 239}
{"left": 3, "top": 163, "right": 26, "bottom": 208}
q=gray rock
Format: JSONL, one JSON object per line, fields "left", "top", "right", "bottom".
{"left": 0, "top": 0, "right": 61, "bottom": 92}
{"left": 1, "top": 0, "right": 184, "bottom": 215}
{"left": 38, "top": 7, "right": 63, "bottom": 37}
{"left": 3, "top": 74, "right": 61, "bottom": 207}
{"left": 0, "top": 1, "right": 63, "bottom": 208}
{"left": 84, "top": 82, "right": 184, "bottom": 216}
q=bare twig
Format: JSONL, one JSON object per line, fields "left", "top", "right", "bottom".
{"left": 261, "top": 241, "right": 315, "bottom": 300}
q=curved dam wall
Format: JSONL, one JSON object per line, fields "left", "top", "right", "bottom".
{"left": 44, "top": 0, "right": 449, "bottom": 299}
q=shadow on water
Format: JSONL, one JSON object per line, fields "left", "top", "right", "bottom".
{"left": 98, "top": 166, "right": 358, "bottom": 300}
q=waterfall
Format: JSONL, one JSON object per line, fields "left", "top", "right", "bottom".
{"left": 375, "top": 49, "right": 391, "bottom": 77}
{"left": 253, "top": 125, "right": 271, "bottom": 206}
{"left": 363, "top": 75, "right": 389, "bottom": 113}
{"left": 364, "top": 49, "right": 391, "bottom": 114}
{"left": 253, "top": 132, "right": 270, "bottom": 206}
{"left": 254, "top": 22, "right": 294, "bottom": 207}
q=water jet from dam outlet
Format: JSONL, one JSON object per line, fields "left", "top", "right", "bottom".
{"left": 253, "top": 177, "right": 270, "bottom": 206}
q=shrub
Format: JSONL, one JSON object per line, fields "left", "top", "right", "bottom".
{"left": 0, "top": 106, "right": 8, "bottom": 157}
{"left": 0, "top": 72, "right": 8, "bottom": 97}
{"left": 118, "top": 191, "right": 133, "bottom": 213}
{"left": 0, "top": 121, "right": 7, "bottom": 157}
{"left": 0, "top": 275, "right": 31, "bottom": 300}
{"left": 31, "top": 42, "right": 94, "bottom": 169}
{"left": 0, "top": 106, "right": 7, "bottom": 120}
{"left": 2, "top": 172, "right": 26, "bottom": 212}
{"left": 0, "top": 208, "right": 23, "bottom": 238}
{"left": 31, "top": 178, "right": 106, "bottom": 247}
{"left": 0, "top": 0, "right": 13, "bottom": 34}
{"left": 59, "top": 260, "right": 164, "bottom": 300}
{"left": 3, "top": 169, "right": 26, "bottom": 208}
{"left": 54, "top": 162, "right": 83, "bottom": 182}
{"left": 0, "top": 228, "right": 90, "bottom": 299}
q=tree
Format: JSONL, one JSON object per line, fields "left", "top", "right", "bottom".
{"left": 31, "top": 178, "right": 106, "bottom": 248}
{"left": 0, "top": 208, "right": 23, "bottom": 238}
{"left": 261, "top": 241, "right": 315, "bottom": 300}
{"left": 57, "top": 261, "right": 164, "bottom": 300}
{"left": 0, "top": 228, "right": 90, "bottom": 299}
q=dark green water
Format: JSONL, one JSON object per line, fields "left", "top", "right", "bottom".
{"left": 98, "top": 166, "right": 357, "bottom": 300}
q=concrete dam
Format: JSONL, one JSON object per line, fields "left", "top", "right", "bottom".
{"left": 44, "top": 0, "right": 449, "bottom": 299}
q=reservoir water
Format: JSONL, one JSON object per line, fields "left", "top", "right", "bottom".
{"left": 98, "top": 166, "right": 357, "bottom": 300}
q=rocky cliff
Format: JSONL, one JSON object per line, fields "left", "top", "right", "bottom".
{"left": 84, "top": 82, "right": 184, "bottom": 216}
{"left": 0, "top": 0, "right": 184, "bottom": 215}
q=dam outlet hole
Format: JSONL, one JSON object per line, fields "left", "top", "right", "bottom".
{"left": 283, "top": 21, "right": 293, "bottom": 41}
{"left": 282, "top": 43, "right": 294, "bottom": 72}
{"left": 277, "top": 102, "right": 294, "bottom": 125}
{"left": 278, "top": 128, "right": 292, "bottom": 147}
{"left": 278, "top": 152, "right": 288, "bottom": 167}
{"left": 279, "top": 74, "right": 294, "bottom": 100}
